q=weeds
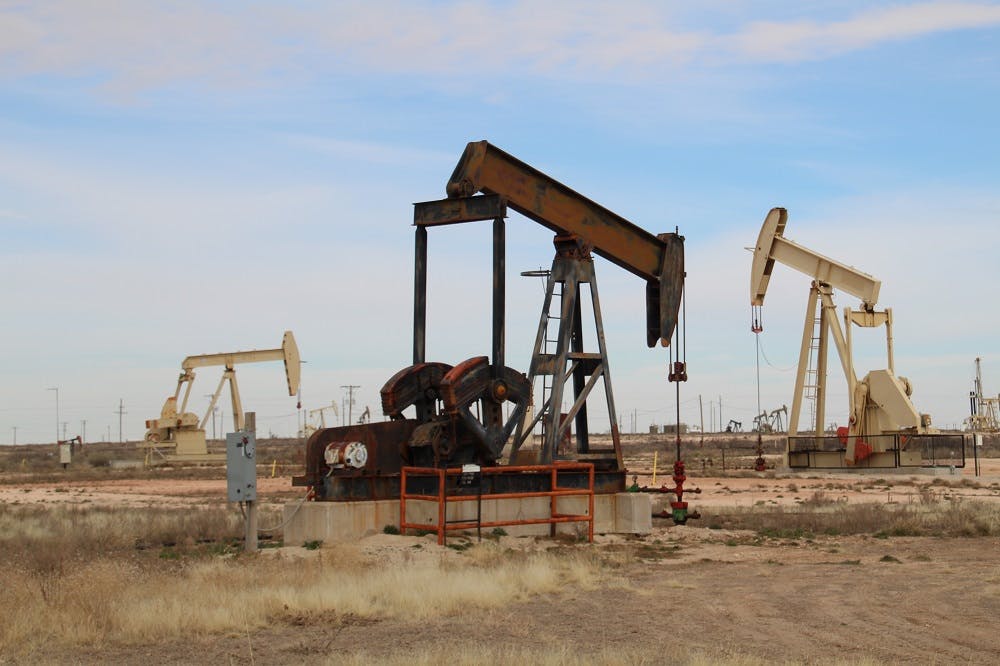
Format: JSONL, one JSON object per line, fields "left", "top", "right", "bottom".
{"left": 701, "top": 500, "right": 1000, "bottom": 538}
{"left": 800, "top": 490, "right": 838, "bottom": 507}
{"left": 0, "top": 501, "right": 611, "bottom": 656}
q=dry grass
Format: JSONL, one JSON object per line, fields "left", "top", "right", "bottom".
{"left": 0, "top": 503, "right": 254, "bottom": 558}
{"left": 703, "top": 499, "right": 1000, "bottom": 538}
{"left": 2, "top": 552, "right": 603, "bottom": 652}
{"left": 0, "top": 503, "right": 608, "bottom": 657}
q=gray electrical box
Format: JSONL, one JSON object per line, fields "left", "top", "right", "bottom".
{"left": 226, "top": 431, "right": 257, "bottom": 502}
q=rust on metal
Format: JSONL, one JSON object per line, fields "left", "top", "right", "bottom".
{"left": 381, "top": 362, "right": 453, "bottom": 421}
{"left": 438, "top": 356, "right": 531, "bottom": 460}
{"left": 445, "top": 140, "right": 684, "bottom": 347}
{"left": 413, "top": 193, "right": 507, "bottom": 226}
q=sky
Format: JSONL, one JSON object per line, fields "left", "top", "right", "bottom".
{"left": 1, "top": 1, "right": 999, "bottom": 444}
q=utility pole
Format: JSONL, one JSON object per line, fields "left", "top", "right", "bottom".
{"left": 341, "top": 385, "right": 360, "bottom": 426}
{"left": 699, "top": 395, "right": 704, "bottom": 444}
{"left": 719, "top": 395, "right": 723, "bottom": 432}
{"left": 61, "top": 422, "right": 68, "bottom": 440}
{"left": 46, "top": 387, "right": 59, "bottom": 444}
{"left": 106, "top": 425, "right": 111, "bottom": 442}
{"left": 81, "top": 420, "right": 87, "bottom": 445}
{"left": 115, "top": 399, "right": 127, "bottom": 443}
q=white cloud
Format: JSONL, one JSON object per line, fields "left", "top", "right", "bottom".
{"left": 733, "top": 2, "right": 1000, "bottom": 63}
{"left": 280, "top": 134, "right": 454, "bottom": 167}
{"left": 2, "top": 2, "right": 998, "bottom": 95}
{"left": 0, "top": 208, "right": 26, "bottom": 220}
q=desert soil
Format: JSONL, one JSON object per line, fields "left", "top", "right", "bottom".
{"left": 5, "top": 457, "right": 1000, "bottom": 664}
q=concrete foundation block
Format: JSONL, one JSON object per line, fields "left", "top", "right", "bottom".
{"left": 283, "top": 492, "right": 652, "bottom": 545}
{"left": 614, "top": 492, "right": 653, "bottom": 534}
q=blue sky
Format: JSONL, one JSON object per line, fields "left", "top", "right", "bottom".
{"left": 2, "top": 1, "right": 999, "bottom": 443}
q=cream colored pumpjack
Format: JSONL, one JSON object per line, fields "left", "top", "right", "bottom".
{"left": 144, "top": 331, "right": 300, "bottom": 458}
{"left": 750, "top": 208, "right": 933, "bottom": 466}
{"left": 303, "top": 401, "right": 339, "bottom": 439}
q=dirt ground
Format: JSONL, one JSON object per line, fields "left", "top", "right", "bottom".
{"left": 49, "top": 530, "right": 1000, "bottom": 665}
{"left": 0, "top": 475, "right": 300, "bottom": 508}
{"left": 4, "top": 457, "right": 997, "bottom": 511}
{"left": 4, "top": 450, "right": 1000, "bottom": 664}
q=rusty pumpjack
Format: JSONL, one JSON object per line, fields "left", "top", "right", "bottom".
{"left": 294, "top": 141, "right": 689, "bottom": 511}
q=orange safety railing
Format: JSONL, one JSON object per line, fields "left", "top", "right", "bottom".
{"left": 400, "top": 463, "right": 595, "bottom": 545}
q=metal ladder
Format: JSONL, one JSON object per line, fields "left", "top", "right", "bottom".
{"left": 802, "top": 300, "right": 822, "bottom": 433}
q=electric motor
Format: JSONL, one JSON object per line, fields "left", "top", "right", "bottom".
{"left": 324, "top": 441, "right": 368, "bottom": 469}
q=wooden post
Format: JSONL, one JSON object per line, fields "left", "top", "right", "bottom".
{"left": 246, "top": 500, "right": 258, "bottom": 552}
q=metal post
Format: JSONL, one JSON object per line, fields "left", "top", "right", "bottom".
{"left": 414, "top": 226, "right": 427, "bottom": 365}
{"left": 400, "top": 468, "right": 408, "bottom": 534}
{"left": 437, "top": 468, "right": 446, "bottom": 546}
{"left": 588, "top": 271, "right": 622, "bottom": 467}
{"left": 549, "top": 466, "right": 557, "bottom": 537}
{"left": 571, "top": 292, "right": 589, "bottom": 452}
{"left": 844, "top": 306, "right": 857, "bottom": 427}
{"left": 816, "top": 297, "right": 831, "bottom": 438}
{"left": 476, "top": 480, "right": 482, "bottom": 542}
{"left": 588, "top": 465, "right": 595, "bottom": 543}
{"left": 492, "top": 216, "right": 505, "bottom": 378}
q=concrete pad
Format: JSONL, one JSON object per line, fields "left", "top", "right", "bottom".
{"left": 283, "top": 493, "right": 651, "bottom": 545}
